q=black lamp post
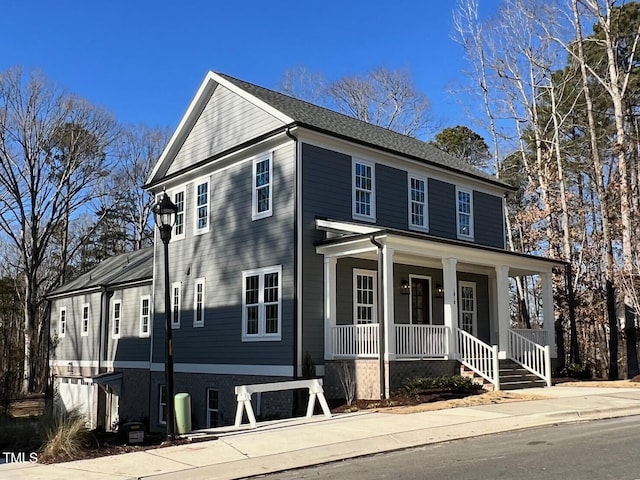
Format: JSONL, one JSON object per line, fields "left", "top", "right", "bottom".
{"left": 153, "top": 192, "right": 178, "bottom": 441}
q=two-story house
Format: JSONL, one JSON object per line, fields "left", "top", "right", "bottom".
{"left": 142, "top": 72, "right": 565, "bottom": 431}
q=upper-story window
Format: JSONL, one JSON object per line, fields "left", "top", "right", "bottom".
{"left": 352, "top": 159, "right": 376, "bottom": 221}
{"left": 408, "top": 175, "right": 428, "bottom": 232}
{"left": 81, "top": 303, "right": 90, "bottom": 337}
{"left": 194, "top": 278, "right": 205, "bottom": 327}
{"left": 456, "top": 187, "right": 474, "bottom": 240}
{"left": 194, "top": 178, "right": 209, "bottom": 234}
{"left": 252, "top": 153, "right": 272, "bottom": 220}
{"left": 112, "top": 300, "right": 121, "bottom": 339}
{"left": 173, "top": 188, "right": 185, "bottom": 240}
{"left": 140, "top": 295, "right": 151, "bottom": 338}
{"left": 59, "top": 307, "right": 67, "bottom": 338}
{"left": 171, "top": 282, "right": 181, "bottom": 329}
{"left": 242, "top": 265, "right": 282, "bottom": 341}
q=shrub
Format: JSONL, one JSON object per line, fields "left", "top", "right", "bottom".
{"left": 39, "top": 410, "right": 92, "bottom": 462}
{"left": 400, "top": 375, "right": 482, "bottom": 398}
{"left": 559, "top": 362, "right": 591, "bottom": 380}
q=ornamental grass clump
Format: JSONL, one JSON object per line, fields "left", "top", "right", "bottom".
{"left": 39, "top": 410, "right": 91, "bottom": 463}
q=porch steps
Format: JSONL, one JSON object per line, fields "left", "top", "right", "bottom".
{"left": 459, "top": 360, "right": 546, "bottom": 391}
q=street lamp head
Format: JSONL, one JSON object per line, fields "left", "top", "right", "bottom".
{"left": 153, "top": 192, "right": 179, "bottom": 229}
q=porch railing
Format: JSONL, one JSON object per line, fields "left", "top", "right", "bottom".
{"left": 395, "top": 325, "right": 449, "bottom": 357}
{"left": 457, "top": 329, "right": 500, "bottom": 390}
{"left": 508, "top": 330, "right": 551, "bottom": 386}
{"left": 332, "top": 324, "right": 379, "bottom": 357}
{"left": 511, "top": 328, "right": 548, "bottom": 346}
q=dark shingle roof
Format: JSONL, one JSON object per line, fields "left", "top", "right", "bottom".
{"left": 48, "top": 247, "right": 153, "bottom": 298}
{"left": 218, "top": 73, "right": 513, "bottom": 191}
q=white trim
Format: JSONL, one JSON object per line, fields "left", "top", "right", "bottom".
{"left": 408, "top": 274, "right": 433, "bottom": 325}
{"left": 193, "top": 176, "right": 210, "bottom": 235}
{"left": 80, "top": 303, "right": 90, "bottom": 337}
{"left": 171, "top": 186, "right": 186, "bottom": 241}
{"left": 150, "top": 362, "right": 294, "bottom": 376}
{"left": 352, "top": 158, "right": 376, "bottom": 222}
{"left": 408, "top": 174, "right": 429, "bottom": 232}
{"left": 193, "top": 277, "right": 205, "bottom": 327}
{"left": 296, "top": 136, "right": 303, "bottom": 377}
{"left": 112, "top": 300, "right": 122, "bottom": 339}
{"left": 315, "top": 218, "right": 380, "bottom": 235}
{"left": 171, "top": 282, "right": 181, "bottom": 329}
{"left": 456, "top": 186, "right": 474, "bottom": 240}
{"left": 458, "top": 281, "right": 478, "bottom": 336}
{"left": 242, "top": 265, "right": 282, "bottom": 341}
{"left": 252, "top": 152, "right": 273, "bottom": 220}
{"left": 50, "top": 360, "right": 151, "bottom": 369}
{"left": 58, "top": 306, "right": 67, "bottom": 338}
{"left": 353, "top": 268, "right": 377, "bottom": 324}
{"left": 139, "top": 295, "right": 151, "bottom": 338}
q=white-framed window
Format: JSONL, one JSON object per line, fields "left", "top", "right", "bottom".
{"left": 252, "top": 153, "right": 273, "bottom": 220}
{"left": 352, "top": 159, "right": 376, "bottom": 221}
{"left": 206, "top": 388, "right": 219, "bottom": 428}
{"left": 194, "top": 177, "right": 210, "bottom": 234}
{"left": 173, "top": 187, "right": 186, "bottom": 240}
{"left": 242, "top": 265, "right": 282, "bottom": 341}
{"left": 456, "top": 187, "right": 474, "bottom": 239}
{"left": 171, "top": 282, "right": 181, "bottom": 329}
{"left": 408, "top": 175, "right": 428, "bottom": 231}
{"left": 81, "top": 303, "right": 89, "bottom": 337}
{"left": 112, "top": 300, "right": 121, "bottom": 339}
{"left": 353, "top": 269, "right": 377, "bottom": 324}
{"left": 159, "top": 385, "right": 167, "bottom": 425}
{"left": 59, "top": 306, "right": 67, "bottom": 337}
{"left": 194, "top": 278, "right": 205, "bottom": 327}
{"left": 139, "top": 295, "right": 151, "bottom": 338}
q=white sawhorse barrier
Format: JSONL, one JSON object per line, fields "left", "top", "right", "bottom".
{"left": 234, "top": 379, "right": 332, "bottom": 428}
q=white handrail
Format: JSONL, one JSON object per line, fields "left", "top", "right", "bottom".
{"left": 395, "top": 325, "right": 449, "bottom": 357}
{"left": 508, "top": 329, "right": 551, "bottom": 386}
{"left": 457, "top": 328, "right": 499, "bottom": 390}
{"left": 511, "top": 328, "right": 548, "bottom": 345}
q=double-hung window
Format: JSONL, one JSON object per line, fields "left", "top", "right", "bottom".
{"left": 173, "top": 188, "right": 185, "bottom": 240}
{"left": 194, "top": 278, "right": 205, "bottom": 327}
{"left": 194, "top": 178, "right": 209, "bottom": 234}
{"left": 206, "top": 388, "right": 219, "bottom": 428}
{"left": 112, "top": 300, "right": 121, "bottom": 339}
{"left": 456, "top": 187, "right": 474, "bottom": 239}
{"left": 59, "top": 307, "right": 67, "bottom": 337}
{"left": 252, "top": 153, "right": 272, "bottom": 220}
{"left": 352, "top": 159, "right": 375, "bottom": 221}
{"left": 408, "top": 175, "right": 428, "bottom": 231}
{"left": 242, "top": 265, "right": 282, "bottom": 341}
{"left": 353, "top": 269, "right": 377, "bottom": 324}
{"left": 81, "top": 304, "right": 89, "bottom": 337}
{"left": 139, "top": 295, "right": 151, "bottom": 337}
{"left": 171, "top": 282, "right": 181, "bottom": 329}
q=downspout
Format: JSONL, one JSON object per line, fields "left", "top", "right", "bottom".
{"left": 286, "top": 126, "right": 301, "bottom": 379}
{"left": 369, "top": 234, "right": 386, "bottom": 400}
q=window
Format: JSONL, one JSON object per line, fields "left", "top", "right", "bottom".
{"left": 59, "top": 307, "right": 67, "bottom": 337}
{"left": 456, "top": 187, "right": 474, "bottom": 239}
{"left": 353, "top": 269, "right": 377, "bottom": 324}
{"left": 242, "top": 265, "right": 282, "bottom": 341}
{"left": 112, "top": 300, "right": 121, "bottom": 339}
{"left": 206, "top": 388, "right": 219, "bottom": 428}
{"left": 194, "top": 178, "right": 209, "bottom": 234}
{"left": 159, "top": 385, "right": 167, "bottom": 425}
{"left": 352, "top": 159, "right": 375, "bottom": 221}
{"left": 171, "top": 282, "right": 181, "bottom": 329}
{"left": 252, "top": 153, "right": 272, "bottom": 220}
{"left": 408, "top": 175, "right": 428, "bottom": 231}
{"left": 173, "top": 188, "right": 185, "bottom": 239}
{"left": 81, "top": 304, "right": 89, "bottom": 337}
{"left": 459, "top": 281, "right": 477, "bottom": 335}
{"left": 140, "top": 295, "right": 151, "bottom": 337}
{"left": 194, "top": 278, "right": 205, "bottom": 327}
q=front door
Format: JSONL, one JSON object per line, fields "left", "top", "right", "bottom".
{"left": 459, "top": 281, "right": 477, "bottom": 335}
{"left": 410, "top": 276, "right": 431, "bottom": 325}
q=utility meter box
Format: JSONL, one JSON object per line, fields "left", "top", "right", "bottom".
{"left": 121, "top": 422, "right": 145, "bottom": 444}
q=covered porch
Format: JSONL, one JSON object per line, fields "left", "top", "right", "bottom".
{"left": 316, "top": 220, "right": 566, "bottom": 396}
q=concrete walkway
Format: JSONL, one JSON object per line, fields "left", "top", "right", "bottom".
{"left": 3, "top": 386, "right": 640, "bottom": 480}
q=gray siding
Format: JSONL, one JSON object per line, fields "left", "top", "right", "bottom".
{"left": 167, "top": 83, "right": 285, "bottom": 176}
{"left": 153, "top": 143, "right": 296, "bottom": 367}
{"left": 457, "top": 272, "right": 491, "bottom": 344}
{"left": 428, "top": 178, "right": 456, "bottom": 240}
{"left": 376, "top": 164, "right": 407, "bottom": 229}
{"left": 474, "top": 191, "right": 505, "bottom": 248}
{"left": 108, "top": 284, "right": 152, "bottom": 363}
{"left": 51, "top": 293, "right": 102, "bottom": 362}
{"left": 335, "top": 258, "right": 378, "bottom": 325}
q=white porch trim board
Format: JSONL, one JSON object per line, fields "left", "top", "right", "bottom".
{"left": 541, "top": 272, "right": 556, "bottom": 357}
{"left": 442, "top": 257, "right": 458, "bottom": 358}
{"left": 382, "top": 245, "right": 395, "bottom": 361}
{"left": 324, "top": 257, "right": 337, "bottom": 361}
{"left": 495, "top": 265, "right": 510, "bottom": 359}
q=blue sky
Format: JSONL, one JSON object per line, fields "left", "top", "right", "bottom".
{"left": 2, "top": 0, "right": 499, "bottom": 136}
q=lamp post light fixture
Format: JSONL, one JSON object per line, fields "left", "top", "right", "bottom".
{"left": 153, "top": 192, "right": 179, "bottom": 441}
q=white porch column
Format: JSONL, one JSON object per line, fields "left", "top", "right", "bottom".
{"left": 541, "top": 272, "right": 556, "bottom": 357}
{"left": 323, "top": 257, "right": 337, "bottom": 360}
{"left": 442, "top": 257, "right": 458, "bottom": 358}
{"left": 382, "top": 245, "right": 395, "bottom": 361}
{"left": 495, "top": 265, "right": 510, "bottom": 359}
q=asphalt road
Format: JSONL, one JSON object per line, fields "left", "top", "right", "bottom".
{"left": 253, "top": 416, "right": 640, "bottom": 480}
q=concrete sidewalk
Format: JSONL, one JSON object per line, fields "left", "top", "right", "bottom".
{"left": 3, "top": 386, "right": 640, "bottom": 480}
